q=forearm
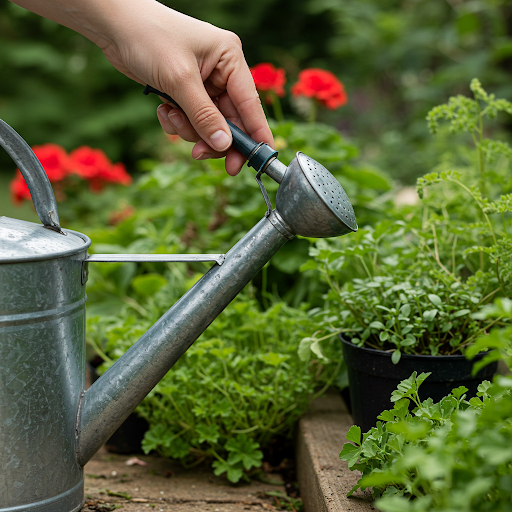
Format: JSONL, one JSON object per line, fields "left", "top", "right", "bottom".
{"left": 8, "top": 0, "right": 168, "bottom": 49}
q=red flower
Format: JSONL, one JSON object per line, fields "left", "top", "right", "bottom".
{"left": 291, "top": 69, "right": 347, "bottom": 110}
{"left": 32, "top": 143, "right": 71, "bottom": 182}
{"left": 69, "top": 146, "right": 132, "bottom": 191}
{"left": 9, "top": 143, "right": 70, "bottom": 204}
{"left": 10, "top": 170, "right": 31, "bottom": 204}
{"left": 250, "top": 63, "right": 286, "bottom": 97}
{"left": 69, "top": 146, "right": 113, "bottom": 180}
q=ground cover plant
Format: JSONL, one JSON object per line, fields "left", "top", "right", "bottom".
{"left": 301, "top": 79, "right": 512, "bottom": 364}
{"left": 339, "top": 297, "right": 512, "bottom": 511}
{"left": 89, "top": 289, "right": 337, "bottom": 483}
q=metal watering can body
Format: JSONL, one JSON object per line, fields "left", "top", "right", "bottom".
{"left": 0, "top": 118, "right": 357, "bottom": 512}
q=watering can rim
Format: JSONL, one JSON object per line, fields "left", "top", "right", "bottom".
{"left": 0, "top": 216, "right": 91, "bottom": 263}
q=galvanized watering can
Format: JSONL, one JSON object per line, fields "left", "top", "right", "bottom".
{"left": 0, "top": 113, "right": 357, "bottom": 512}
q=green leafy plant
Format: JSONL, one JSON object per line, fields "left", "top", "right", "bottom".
{"left": 90, "top": 294, "right": 339, "bottom": 483}
{"left": 301, "top": 80, "right": 512, "bottom": 364}
{"left": 339, "top": 298, "right": 512, "bottom": 510}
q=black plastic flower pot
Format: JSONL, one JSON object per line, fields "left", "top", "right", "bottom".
{"left": 341, "top": 335, "right": 498, "bottom": 433}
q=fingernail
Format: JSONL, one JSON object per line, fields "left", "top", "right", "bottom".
{"left": 195, "top": 152, "right": 214, "bottom": 160}
{"left": 168, "top": 111, "right": 183, "bottom": 129}
{"left": 157, "top": 104, "right": 169, "bottom": 123}
{"left": 210, "top": 130, "right": 231, "bottom": 152}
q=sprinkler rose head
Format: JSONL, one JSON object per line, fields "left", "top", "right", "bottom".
{"left": 142, "top": 85, "right": 358, "bottom": 238}
{"left": 275, "top": 152, "right": 358, "bottom": 238}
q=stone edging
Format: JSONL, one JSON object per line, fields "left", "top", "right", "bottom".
{"left": 296, "top": 392, "right": 376, "bottom": 512}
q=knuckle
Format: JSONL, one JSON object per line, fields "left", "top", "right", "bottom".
{"left": 192, "top": 104, "right": 219, "bottom": 128}
{"left": 221, "top": 29, "right": 243, "bottom": 50}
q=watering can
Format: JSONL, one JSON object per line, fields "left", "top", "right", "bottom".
{"left": 0, "top": 100, "right": 357, "bottom": 512}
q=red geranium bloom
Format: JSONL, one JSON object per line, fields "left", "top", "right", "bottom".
{"left": 69, "top": 146, "right": 131, "bottom": 191}
{"left": 97, "top": 162, "right": 132, "bottom": 186}
{"left": 32, "top": 143, "right": 71, "bottom": 182}
{"left": 9, "top": 143, "right": 70, "bottom": 204}
{"left": 291, "top": 69, "right": 347, "bottom": 110}
{"left": 10, "top": 170, "right": 31, "bottom": 204}
{"left": 250, "top": 63, "right": 286, "bottom": 97}
{"left": 69, "top": 146, "right": 113, "bottom": 180}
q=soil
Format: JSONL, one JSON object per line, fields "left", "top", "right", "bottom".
{"left": 81, "top": 446, "right": 295, "bottom": 512}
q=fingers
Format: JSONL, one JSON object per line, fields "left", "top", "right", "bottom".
{"left": 222, "top": 61, "right": 274, "bottom": 149}
{"left": 157, "top": 104, "right": 228, "bottom": 161}
{"left": 169, "top": 68, "right": 233, "bottom": 154}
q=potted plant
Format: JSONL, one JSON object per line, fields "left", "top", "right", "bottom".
{"left": 301, "top": 79, "right": 512, "bottom": 431}
{"left": 339, "top": 298, "right": 512, "bottom": 509}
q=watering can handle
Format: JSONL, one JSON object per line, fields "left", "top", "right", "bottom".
{"left": 0, "top": 119, "right": 62, "bottom": 232}
{"left": 143, "top": 85, "right": 278, "bottom": 173}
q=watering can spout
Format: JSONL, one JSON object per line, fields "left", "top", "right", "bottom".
{"left": 0, "top": 115, "right": 358, "bottom": 512}
{"left": 75, "top": 210, "right": 293, "bottom": 466}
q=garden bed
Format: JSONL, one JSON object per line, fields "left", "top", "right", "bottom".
{"left": 296, "top": 392, "right": 375, "bottom": 512}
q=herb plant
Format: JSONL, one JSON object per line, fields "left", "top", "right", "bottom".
{"left": 339, "top": 297, "right": 512, "bottom": 511}
{"left": 90, "top": 291, "right": 338, "bottom": 483}
{"left": 301, "top": 80, "right": 512, "bottom": 363}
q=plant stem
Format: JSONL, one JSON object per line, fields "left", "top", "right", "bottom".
{"left": 308, "top": 99, "right": 317, "bottom": 124}
{"left": 270, "top": 91, "right": 284, "bottom": 122}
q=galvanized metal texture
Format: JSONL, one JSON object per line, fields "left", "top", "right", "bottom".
{"left": 0, "top": 217, "right": 89, "bottom": 263}
{"left": 87, "top": 253, "right": 225, "bottom": 265}
{"left": 276, "top": 152, "right": 358, "bottom": 238}
{"left": 0, "top": 119, "right": 62, "bottom": 232}
{"left": 0, "top": 224, "right": 91, "bottom": 511}
{"left": 76, "top": 210, "right": 292, "bottom": 466}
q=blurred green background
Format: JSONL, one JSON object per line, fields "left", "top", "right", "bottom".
{"left": 1, "top": 0, "right": 512, "bottom": 217}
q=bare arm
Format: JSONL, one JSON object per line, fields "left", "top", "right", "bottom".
{"left": 9, "top": 0, "right": 273, "bottom": 175}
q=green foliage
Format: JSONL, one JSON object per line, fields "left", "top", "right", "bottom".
{"left": 340, "top": 301, "right": 512, "bottom": 509}
{"left": 70, "top": 119, "right": 385, "bottom": 307}
{"left": 2, "top": 0, "right": 511, "bottom": 186}
{"left": 340, "top": 363, "right": 512, "bottom": 510}
{"left": 91, "top": 294, "right": 337, "bottom": 483}
{"left": 301, "top": 81, "right": 512, "bottom": 363}
{"left": 307, "top": 0, "right": 512, "bottom": 182}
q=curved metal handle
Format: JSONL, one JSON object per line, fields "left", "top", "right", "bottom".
{"left": 0, "top": 119, "right": 62, "bottom": 232}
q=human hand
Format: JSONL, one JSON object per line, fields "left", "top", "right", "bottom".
{"left": 9, "top": 0, "right": 273, "bottom": 175}
{"left": 98, "top": 0, "right": 274, "bottom": 176}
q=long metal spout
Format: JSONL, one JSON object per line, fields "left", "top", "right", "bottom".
{"left": 76, "top": 210, "right": 293, "bottom": 466}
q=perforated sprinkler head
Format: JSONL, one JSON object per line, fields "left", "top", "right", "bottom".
{"left": 275, "top": 152, "right": 357, "bottom": 238}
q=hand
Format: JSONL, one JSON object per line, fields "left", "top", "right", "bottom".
{"left": 9, "top": 0, "right": 274, "bottom": 175}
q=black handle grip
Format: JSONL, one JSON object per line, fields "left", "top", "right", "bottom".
{"left": 143, "top": 85, "right": 277, "bottom": 170}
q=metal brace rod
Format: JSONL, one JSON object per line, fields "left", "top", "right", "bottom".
{"left": 87, "top": 254, "right": 225, "bottom": 265}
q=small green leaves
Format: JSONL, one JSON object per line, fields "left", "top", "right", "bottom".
{"left": 225, "top": 435, "right": 263, "bottom": 471}
{"left": 212, "top": 459, "right": 244, "bottom": 483}
{"left": 428, "top": 294, "right": 442, "bottom": 306}
{"left": 131, "top": 273, "right": 167, "bottom": 296}
{"left": 342, "top": 366, "right": 512, "bottom": 511}
{"left": 346, "top": 425, "right": 362, "bottom": 445}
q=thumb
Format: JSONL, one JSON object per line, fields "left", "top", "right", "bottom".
{"left": 172, "top": 75, "right": 233, "bottom": 153}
